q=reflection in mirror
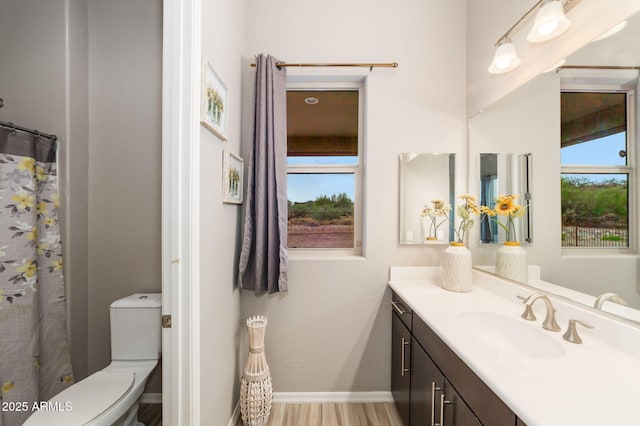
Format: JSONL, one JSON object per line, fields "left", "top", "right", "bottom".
{"left": 399, "top": 153, "right": 455, "bottom": 244}
{"left": 468, "top": 10, "right": 640, "bottom": 324}
{"left": 479, "top": 153, "right": 532, "bottom": 244}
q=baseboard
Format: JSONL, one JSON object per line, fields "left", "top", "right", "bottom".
{"left": 272, "top": 391, "right": 394, "bottom": 403}
{"left": 140, "top": 393, "right": 162, "bottom": 404}
{"left": 228, "top": 401, "right": 240, "bottom": 426}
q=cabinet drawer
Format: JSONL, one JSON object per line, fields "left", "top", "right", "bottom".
{"left": 413, "top": 315, "right": 515, "bottom": 426}
{"left": 391, "top": 291, "right": 413, "bottom": 330}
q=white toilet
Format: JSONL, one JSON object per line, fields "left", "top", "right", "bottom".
{"left": 25, "top": 293, "right": 162, "bottom": 426}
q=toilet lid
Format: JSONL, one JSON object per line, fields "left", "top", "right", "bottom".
{"left": 26, "top": 371, "right": 134, "bottom": 425}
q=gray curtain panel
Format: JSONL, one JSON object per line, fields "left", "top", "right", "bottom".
{"left": 0, "top": 128, "right": 73, "bottom": 425}
{"left": 238, "top": 54, "right": 288, "bottom": 293}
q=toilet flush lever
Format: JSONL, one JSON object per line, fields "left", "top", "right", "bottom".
{"left": 162, "top": 314, "right": 172, "bottom": 328}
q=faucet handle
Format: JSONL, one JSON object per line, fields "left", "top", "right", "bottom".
{"left": 542, "top": 308, "right": 561, "bottom": 332}
{"left": 521, "top": 303, "right": 536, "bottom": 321}
{"left": 562, "top": 319, "right": 594, "bottom": 344}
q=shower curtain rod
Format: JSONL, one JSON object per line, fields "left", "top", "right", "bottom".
{"left": 0, "top": 120, "right": 58, "bottom": 141}
{"left": 250, "top": 62, "right": 398, "bottom": 71}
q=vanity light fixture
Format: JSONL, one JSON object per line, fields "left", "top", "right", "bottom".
{"left": 488, "top": 0, "right": 582, "bottom": 75}
{"left": 527, "top": 0, "right": 572, "bottom": 43}
{"left": 488, "top": 38, "right": 522, "bottom": 74}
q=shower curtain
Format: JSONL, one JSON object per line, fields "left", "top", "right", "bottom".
{"left": 0, "top": 127, "right": 73, "bottom": 425}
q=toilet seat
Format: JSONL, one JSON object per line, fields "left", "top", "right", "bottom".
{"left": 25, "top": 371, "right": 134, "bottom": 425}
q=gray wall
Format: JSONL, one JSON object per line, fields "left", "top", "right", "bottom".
{"left": 87, "top": 0, "right": 162, "bottom": 373}
{"left": 0, "top": 0, "right": 91, "bottom": 381}
{"left": 0, "top": 0, "right": 162, "bottom": 383}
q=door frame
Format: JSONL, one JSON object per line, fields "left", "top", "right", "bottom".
{"left": 161, "top": 0, "right": 201, "bottom": 424}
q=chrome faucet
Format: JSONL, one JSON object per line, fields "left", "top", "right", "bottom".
{"left": 520, "top": 293, "right": 561, "bottom": 331}
{"left": 594, "top": 292, "right": 628, "bottom": 310}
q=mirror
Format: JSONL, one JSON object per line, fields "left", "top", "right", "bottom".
{"left": 469, "top": 11, "right": 640, "bottom": 323}
{"left": 399, "top": 153, "right": 455, "bottom": 244}
{"left": 479, "top": 153, "right": 532, "bottom": 244}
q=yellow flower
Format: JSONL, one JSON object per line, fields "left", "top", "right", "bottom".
{"left": 34, "top": 357, "right": 41, "bottom": 370}
{"left": 37, "top": 242, "right": 50, "bottom": 255}
{"left": 0, "top": 289, "right": 3, "bottom": 298}
{"left": 52, "top": 259, "right": 63, "bottom": 271}
{"left": 11, "top": 191, "right": 35, "bottom": 210}
{"left": 52, "top": 193, "right": 60, "bottom": 209}
{"left": 16, "top": 260, "right": 37, "bottom": 277}
{"left": 26, "top": 227, "right": 38, "bottom": 242}
{"left": 35, "top": 166, "right": 48, "bottom": 182}
{"left": 495, "top": 195, "right": 518, "bottom": 216}
{"left": 42, "top": 217, "right": 56, "bottom": 227}
{"left": 61, "top": 375, "right": 73, "bottom": 383}
{"left": 480, "top": 206, "right": 496, "bottom": 217}
{"left": 37, "top": 201, "right": 49, "bottom": 215}
{"left": 18, "top": 157, "right": 35, "bottom": 173}
{"left": 1, "top": 381, "right": 15, "bottom": 394}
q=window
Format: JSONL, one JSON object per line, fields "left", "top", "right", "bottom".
{"left": 286, "top": 85, "right": 363, "bottom": 254}
{"left": 560, "top": 90, "right": 634, "bottom": 248}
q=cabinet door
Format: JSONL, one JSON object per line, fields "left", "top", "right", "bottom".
{"left": 392, "top": 311, "right": 411, "bottom": 426}
{"left": 441, "top": 379, "right": 482, "bottom": 426}
{"left": 410, "top": 338, "right": 444, "bottom": 426}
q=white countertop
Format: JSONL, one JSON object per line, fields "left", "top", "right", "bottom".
{"left": 389, "top": 267, "right": 640, "bottom": 426}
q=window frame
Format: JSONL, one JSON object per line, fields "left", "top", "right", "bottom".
{"left": 286, "top": 82, "right": 365, "bottom": 257}
{"left": 560, "top": 85, "right": 637, "bottom": 254}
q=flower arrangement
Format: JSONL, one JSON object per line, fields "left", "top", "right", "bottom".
{"left": 451, "top": 194, "right": 481, "bottom": 244}
{"left": 481, "top": 194, "right": 526, "bottom": 242}
{"left": 421, "top": 199, "right": 451, "bottom": 240}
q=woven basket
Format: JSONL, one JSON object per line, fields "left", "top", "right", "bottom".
{"left": 240, "top": 316, "right": 272, "bottom": 426}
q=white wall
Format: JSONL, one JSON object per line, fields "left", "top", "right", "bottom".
{"left": 240, "top": 0, "right": 467, "bottom": 393}
{"left": 87, "top": 0, "right": 162, "bottom": 373}
{"left": 198, "top": 0, "right": 245, "bottom": 423}
{"left": 467, "top": 0, "right": 640, "bottom": 115}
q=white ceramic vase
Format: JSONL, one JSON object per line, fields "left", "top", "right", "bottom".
{"left": 495, "top": 242, "right": 528, "bottom": 283}
{"left": 441, "top": 242, "right": 473, "bottom": 292}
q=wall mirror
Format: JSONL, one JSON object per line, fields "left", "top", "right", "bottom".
{"left": 399, "top": 153, "right": 455, "bottom": 244}
{"left": 479, "top": 153, "right": 532, "bottom": 244}
{"left": 469, "top": 10, "right": 640, "bottom": 324}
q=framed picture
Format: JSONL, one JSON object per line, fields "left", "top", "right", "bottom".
{"left": 201, "top": 58, "right": 228, "bottom": 140}
{"left": 223, "top": 149, "right": 244, "bottom": 204}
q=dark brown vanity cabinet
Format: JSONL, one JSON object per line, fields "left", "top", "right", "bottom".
{"left": 391, "top": 296, "right": 412, "bottom": 426}
{"left": 411, "top": 338, "right": 480, "bottom": 426}
{"left": 391, "top": 291, "right": 517, "bottom": 426}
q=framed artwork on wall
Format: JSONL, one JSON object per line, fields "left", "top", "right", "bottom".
{"left": 200, "top": 58, "right": 228, "bottom": 140}
{"left": 223, "top": 149, "right": 243, "bottom": 204}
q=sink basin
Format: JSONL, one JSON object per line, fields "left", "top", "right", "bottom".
{"left": 457, "top": 311, "right": 566, "bottom": 359}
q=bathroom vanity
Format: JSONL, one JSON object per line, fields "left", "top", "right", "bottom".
{"left": 389, "top": 267, "right": 640, "bottom": 426}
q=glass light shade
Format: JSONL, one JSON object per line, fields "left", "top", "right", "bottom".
{"left": 488, "top": 41, "right": 522, "bottom": 74}
{"left": 527, "top": 0, "right": 571, "bottom": 43}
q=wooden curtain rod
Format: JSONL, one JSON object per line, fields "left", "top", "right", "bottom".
{"left": 250, "top": 62, "right": 398, "bottom": 71}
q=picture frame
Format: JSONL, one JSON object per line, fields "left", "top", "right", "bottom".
{"left": 223, "top": 149, "right": 244, "bottom": 204}
{"left": 200, "top": 58, "right": 228, "bottom": 140}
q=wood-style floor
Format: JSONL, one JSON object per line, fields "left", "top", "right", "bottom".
{"left": 139, "top": 403, "right": 162, "bottom": 426}
{"left": 236, "top": 403, "right": 403, "bottom": 426}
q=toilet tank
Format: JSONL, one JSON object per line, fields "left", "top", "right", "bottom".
{"left": 110, "top": 293, "right": 162, "bottom": 361}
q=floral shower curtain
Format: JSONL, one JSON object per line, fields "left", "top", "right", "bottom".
{"left": 0, "top": 127, "right": 73, "bottom": 425}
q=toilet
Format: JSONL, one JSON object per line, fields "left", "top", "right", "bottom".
{"left": 25, "top": 293, "right": 162, "bottom": 426}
